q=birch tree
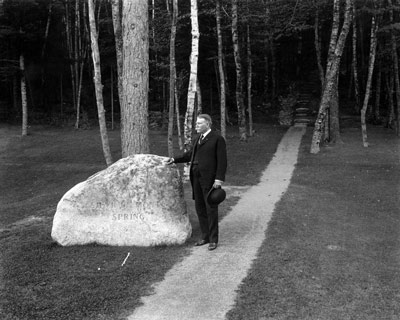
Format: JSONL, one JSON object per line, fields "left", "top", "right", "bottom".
{"left": 87, "top": 0, "right": 113, "bottom": 166}
{"left": 168, "top": 0, "right": 178, "bottom": 157}
{"left": 63, "top": 0, "right": 88, "bottom": 129}
{"left": 121, "top": 1, "right": 149, "bottom": 156}
{"left": 360, "top": 14, "right": 378, "bottom": 148}
{"left": 310, "top": 0, "right": 353, "bottom": 154}
{"left": 232, "top": 0, "right": 247, "bottom": 141}
{"left": 183, "top": 0, "right": 199, "bottom": 149}
{"left": 325, "top": 0, "right": 341, "bottom": 144}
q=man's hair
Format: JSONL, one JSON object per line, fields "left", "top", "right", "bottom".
{"left": 197, "top": 114, "right": 212, "bottom": 126}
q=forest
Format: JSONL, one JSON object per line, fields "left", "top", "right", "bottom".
{"left": 0, "top": 0, "right": 398, "bottom": 158}
{"left": 2, "top": 2, "right": 400, "bottom": 319}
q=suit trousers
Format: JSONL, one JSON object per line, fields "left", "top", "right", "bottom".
{"left": 191, "top": 165, "right": 219, "bottom": 243}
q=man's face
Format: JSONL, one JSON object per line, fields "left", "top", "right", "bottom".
{"left": 195, "top": 118, "right": 209, "bottom": 134}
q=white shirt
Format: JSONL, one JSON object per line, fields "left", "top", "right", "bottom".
{"left": 200, "top": 129, "right": 211, "bottom": 141}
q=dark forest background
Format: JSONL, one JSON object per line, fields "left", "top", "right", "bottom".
{"left": 0, "top": 0, "right": 397, "bottom": 133}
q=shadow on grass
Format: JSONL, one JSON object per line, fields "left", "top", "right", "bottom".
{"left": 0, "top": 123, "right": 287, "bottom": 319}
{"left": 1, "top": 222, "right": 191, "bottom": 320}
{"left": 226, "top": 125, "right": 400, "bottom": 320}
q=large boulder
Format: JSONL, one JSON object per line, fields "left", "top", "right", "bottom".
{"left": 51, "top": 154, "right": 191, "bottom": 246}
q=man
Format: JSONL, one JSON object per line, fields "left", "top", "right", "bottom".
{"left": 167, "top": 114, "right": 227, "bottom": 251}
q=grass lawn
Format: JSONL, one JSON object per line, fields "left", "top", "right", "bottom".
{"left": 0, "top": 123, "right": 287, "bottom": 320}
{"left": 226, "top": 126, "right": 400, "bottom": 320}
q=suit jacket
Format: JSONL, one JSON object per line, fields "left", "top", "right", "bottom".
{"left": 174, "top": 130, "right": 227, "bottom": 198}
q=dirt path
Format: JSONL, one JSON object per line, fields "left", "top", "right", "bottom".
{"left": 128, "top": 126, "right": 306, "bottom": 320}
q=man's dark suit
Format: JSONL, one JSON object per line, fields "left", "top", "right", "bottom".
{"left": 174, "top": 131, "right": 227, "bottom": 244}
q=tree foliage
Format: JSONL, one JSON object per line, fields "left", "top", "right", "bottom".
{"left": 0, "top": 0, "right": 397, "bottom": 146}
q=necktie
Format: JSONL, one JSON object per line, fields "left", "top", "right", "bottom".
{"left": 199, "top": 135, "right": 204, "bottom": 144}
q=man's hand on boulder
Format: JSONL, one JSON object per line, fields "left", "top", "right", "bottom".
{"left": 166, "top": 158, "right": 175, "bottom": 165}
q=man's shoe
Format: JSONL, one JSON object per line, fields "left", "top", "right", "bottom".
{"left": 194, "top": 239, "right": 209, "bottom": 246}
{"left": 208, "top": 243, "right": 218, "bottom": 251}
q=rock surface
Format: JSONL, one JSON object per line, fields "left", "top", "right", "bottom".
{"left": 51, "top": 154, "right": 191, "bottom": 246}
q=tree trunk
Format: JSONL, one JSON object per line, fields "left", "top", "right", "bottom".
{"left": 183, "top": 0, "right": 199, "bottom": 149}
{"left": 360, "top": 15, "right": 378, "bottom": 148}
{"left": 348, "top": 62, "right": 353, "bottom": 99}
{"left": 76, "top": 56, "right": 85, "bottom": 128}
{"left": 168, "top": 0, "right": 178, "bottom": 157}
{"left": 151, "top": 0, "right": 160, "bottom": 107}
{"left": 214, "top": 59, "right": 220, "bottom": 98}
{"left": 74, "top": 0, "right": 80, "bottom": 129}
{"left": 13, "top": 75, "right": 19, "bottom": 117}
{"left": 75, "top": 1, "right": 89, "bottom": 129}
{"left": 387, "top": 72, "right": 396, "bottom": 128}
{"left": 111, "top": 0, "right": 123, "bottom": 106}
{"left": 247, "top": 21, "right": 253, "bottom": 137}
{"left": 329, "top": 73, "right": 342, "bottom": 144}
{"left": 40, "top": 0, "right": 53, "bottom": 110}
{"left": 41, "top": 0, "right": 53, "bottom": 64}
{"left": 121, "top": 1, "right": 149, "bottom": 156}
{"left": 88, "top": 0, "right": 113, "bottom": 166}
{"left": 358, "top": 15, "right": 366, "bottom": 90}
{"left": 64, "top": 1, "right": 76, "bottom": 113}
{"left": 196, "top": 77, "right": 202, "bottom": 114}
{"left": 264, "top": 44, "right": 269, "bottom": 100}
{"left": 310, "top": 0, "right": 352, "bottom": 154}
{"left": 326, "top": 0, "right": 340, "bottom": 73}
{"left": 327, "top": 0, "right": 348, "bottom": 144}
{"left": 270, "top": 36, "right": 277, "bottom": 106}
{"left": 386, "top": 72, "right": 396, "bottom": 129}
{"left": 232, "top": 0, "right": 247, "bottom": 141}
{"left": 96, "top": 0, "right": 102, "bottom": 29}
{"left": 175, "top": 82, "right": 183, "bottom": 150}
{"left": 63, "top": 1, "right": 87, "bottom": 130}
{"left": 263, "top": 2, "right": 271, "bottom": 102}
{"left": 352, "top": 5, "right": 360, "bottom": 113}
{"left": 216, "top": 0, "right": 226, "bottom": 138}
{"left": 388, "top": 0, "right": 400, "bottom": 135}
{"left": 374, "top": 57, "right": 382, "bottom": 121}
{"left": 20, "top": 53, "right": 28, "bottom": 137}
{"left": 111, "top": 66, "right": 114, "bottom": 130}
{"left": 151, "top": 0, "right": 156, "bottom": 47}
{"left": 60, "top": 73, "right": 63, "bottom": 118}
{"left": 211, "top": 78, "right": 214, "bottom": 114}
{"left": 314, "top": 8, "right": 324, "bottom": 88}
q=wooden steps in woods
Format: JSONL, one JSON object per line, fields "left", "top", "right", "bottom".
{"left": 293, "top": 82, "right": 318, "bottom": 127}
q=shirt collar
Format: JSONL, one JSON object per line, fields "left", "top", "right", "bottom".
{"left": 202, "top": 129, "right": 211, "bottom": 138}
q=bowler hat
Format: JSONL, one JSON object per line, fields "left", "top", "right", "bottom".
{"left": 207, "top": 187, "right": 226, "bottom": 205}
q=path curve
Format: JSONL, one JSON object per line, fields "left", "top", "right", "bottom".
{"left": 128, "top": 126, "right": 306, "bottom": 320}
